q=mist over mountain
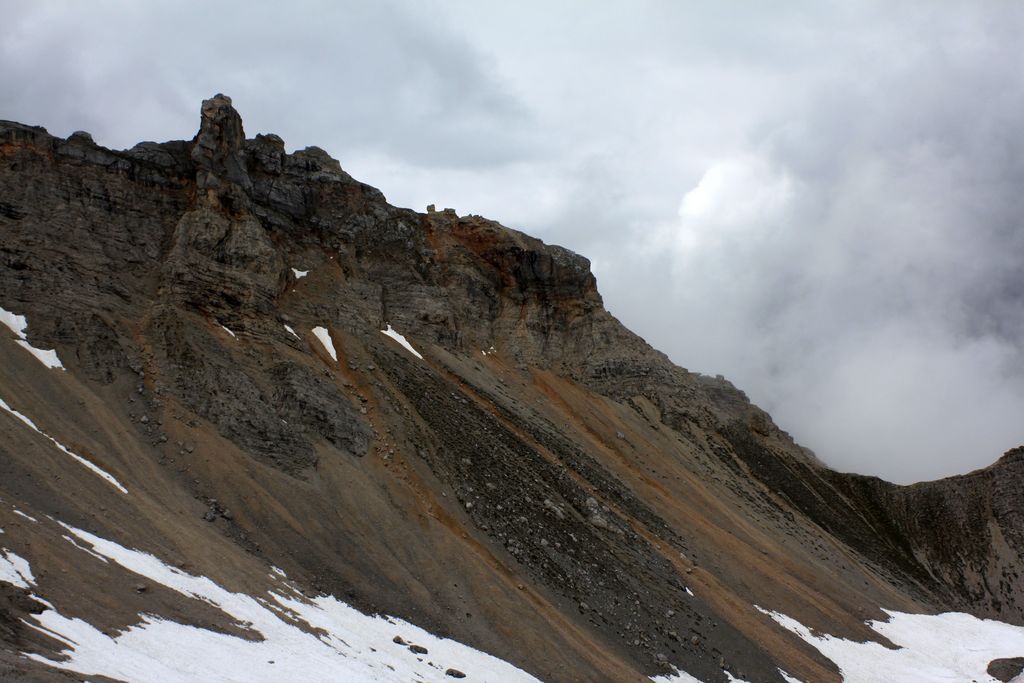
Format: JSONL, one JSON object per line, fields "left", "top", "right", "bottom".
{"left": 4, "top": 2, "right": 1024, "bottom": 484}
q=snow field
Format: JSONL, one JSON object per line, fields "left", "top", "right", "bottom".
{"left": 6, "top": 524, "right": 541, "bottom": 683}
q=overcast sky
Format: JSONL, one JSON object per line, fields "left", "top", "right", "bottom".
{"left": 4, "top": 1, "right": 1023, "bottom": 483}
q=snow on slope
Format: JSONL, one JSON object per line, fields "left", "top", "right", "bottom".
{"left": 13, "top": 524, "right": 541, "bottom": 683}
{"left": 650, "top": 669, "right": 704, "bottom": 682}
{"left": 381, "top": 324, "right": 423, "bottom": 360}
{"left": 0, "top": 307, "right": 63, "bottom": 369}
{"left": 759, "top": 605, "right": 1024, "bottom": 683}
{"left": 0, "top": 547, "right": 34, "bottom": 589}
{"left": 312, "top": 326, "right": 337, "bottom": 362}
{"left": 13, "top": 509, "right": 38, "bottom": 523}
{"left": 651, "top": 603, "right": 1024, "bottom": 683}
{"left": 650, "top": 668, "right": 755, "bottom": 683}
{"left": 0, "top": 398, "right": 127, "bottom": 494}
{"left": 5, "top": 524, "right": 1024, "bottom": 683}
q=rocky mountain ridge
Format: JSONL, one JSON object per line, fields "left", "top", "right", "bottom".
{"left": 0, "top": 94, "right": 1022, "bottom": 682}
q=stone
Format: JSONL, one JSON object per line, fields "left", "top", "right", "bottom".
{"left": 3, "top": 94, "right": 1024, "bottom": 683}
{"left": 191, "top": 94, "right": 252, "bottom": 195}
{"left": 989, "top": 658, "right": 1024, "bottom": 682}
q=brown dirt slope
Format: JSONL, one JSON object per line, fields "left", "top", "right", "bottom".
{"left": 0, "top": 95, "right": 1021, "bottom": 682}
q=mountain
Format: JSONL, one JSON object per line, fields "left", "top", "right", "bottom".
{"left": 1, "top": 94, "right": 1022, "bottom": 683}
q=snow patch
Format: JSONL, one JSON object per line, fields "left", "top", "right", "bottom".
{"left": 778, "top": 670, "right": 803, "bottom": 683}
{"left": 649, "top": 669, "right": 704, "bottom": 683}
{"left": 220, "top": 325, "right": 236, "bottom": 339}
{"left": 312, "top": 326, "right": 337, "bottom": 362}
{"left": 17, "top": 343, "right": 63, "bottom": 369}
{"left": 759, "top": 605, "right": 1024, "bottom": 683}
{"left": 381, "top": 324, "right": 423, "bottom": 360}
{"left": 0, "top": 307, "right": 64, "bottom": 369}
{"left": 61, "top": 533, "right": 109, "bottom": 563}
{"left": 283, "top": 324, "right": 299, "bottom": 340}
{"left": 0, "top": 397, "right": 128, "bottom": 494}
{"left": 0, "top": 548, "right": 35, "bottom": 588}
{"left": 0, "top": 308, "right": 27, "bottom": 337}
{"left": 292, "top": 268, "right": 309, "bottom": 279}
{"left": 19, "top": 525, "right": 541, "bottom": 683}
{"left": 724, "top": 674, "right": 753, "bottom": 683}
{"left": 481, "top": 345, "right": 497, "bottom": 356}
{"left": 685, "top": 586, "right": 694, "bottom": 597}
{"left": 13, "top": 509, "right": 38, "bottom": 522}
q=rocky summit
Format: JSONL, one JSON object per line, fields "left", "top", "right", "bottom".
{"left": 1, "top": 95, "right": 1023, "bottom": 683}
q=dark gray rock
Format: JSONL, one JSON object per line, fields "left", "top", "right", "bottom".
{"left": 988, "top": 657, "right": 1024, "bottom": 682}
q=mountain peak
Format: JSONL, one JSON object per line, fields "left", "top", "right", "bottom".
{"left": 192, "top": 92, "right": 251, "bottom": 195}
{"left": 2, "top": 102, "right": 1024, "bottom": 683}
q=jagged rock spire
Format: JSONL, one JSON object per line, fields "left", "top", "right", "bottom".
{"left": 191, "top": 94, "right": 252, "bottom": 195}
{"left": 166, "top": 94, "right": 282, "bottom": 313}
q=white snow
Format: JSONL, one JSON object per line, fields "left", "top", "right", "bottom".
{"left": 381, "top": 324, "right": 423, "bottom": 360}
{"left": 283, "top": 324, "right": 299, "bottom": 340}
{"left": 312, "top": 326, "right": 337, "bottom": 362}
{"left": 220, "top": 325, "right": 236, "bottom": 339}
{"left": 0, "top": 547, "right": 34, "bottom": 588}
{"left": 61, "top": 531, "right": 109, "bottom": 563}
{"left": 13, "top": 509, "right": 38, "bottom": 522}
{"left": 685, "top": 587, "right": 694, "bottom": 597}
{"left": 651, "top": 671, "right": 750, "bottom": 683}
{"left": 758, "top": 605, "right": 1024, "bottom": 683}
{"left": 481, "top": 345, "right": 497, "bottom": 356}
{"left": 650, "top": 669, "right": 704, "bottom": 683}
{"left": 19, "top": 525, "right": 541, "bottom": 683}
{"left": 12, "top": 518, "right": 1024, "bottom": 683}
{"left": 778, "top": 670, "right": 803, "bottom": 683}
{"left": 0, "top": 308, "right": 27, "bottom": 337}
{"left": 17, "top": 343, "right": 63, "bottom": 369}
{"left": 292, "top": 268, "right": 309, "bottom": 279}
{"left": 0, "top": 397, "right": 128, "bottom": 494}
{"left": 0, "top": 306, "right": 64, "bottom": 369}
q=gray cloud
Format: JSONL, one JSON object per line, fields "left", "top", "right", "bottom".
{"left": 589, "top": 2, "right": 1024, "bottom": 483}
{"left": 0, "top": 1, "right": 536, "bottom": 168}
{"left": 3, "top": 1, "right": 1022, "bottom": 482}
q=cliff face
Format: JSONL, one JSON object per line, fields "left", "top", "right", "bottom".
{"left": 0, "top": 95, "right": 1021, "bottom": 683}
{"left": 826, "top": 448, "right": 1024, "bottom": 618}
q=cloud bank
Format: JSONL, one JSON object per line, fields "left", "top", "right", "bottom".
{"left": 3, "top": 0, "right": 1022, "bottom": 482}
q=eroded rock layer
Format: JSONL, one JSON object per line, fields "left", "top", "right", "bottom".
{"left": 1, "top": 95, "right": 1021, "bottom": 682}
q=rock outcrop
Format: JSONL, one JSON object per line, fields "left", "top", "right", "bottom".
{"left": 1, "top": 96, "right": 1022, "bottom": 682}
